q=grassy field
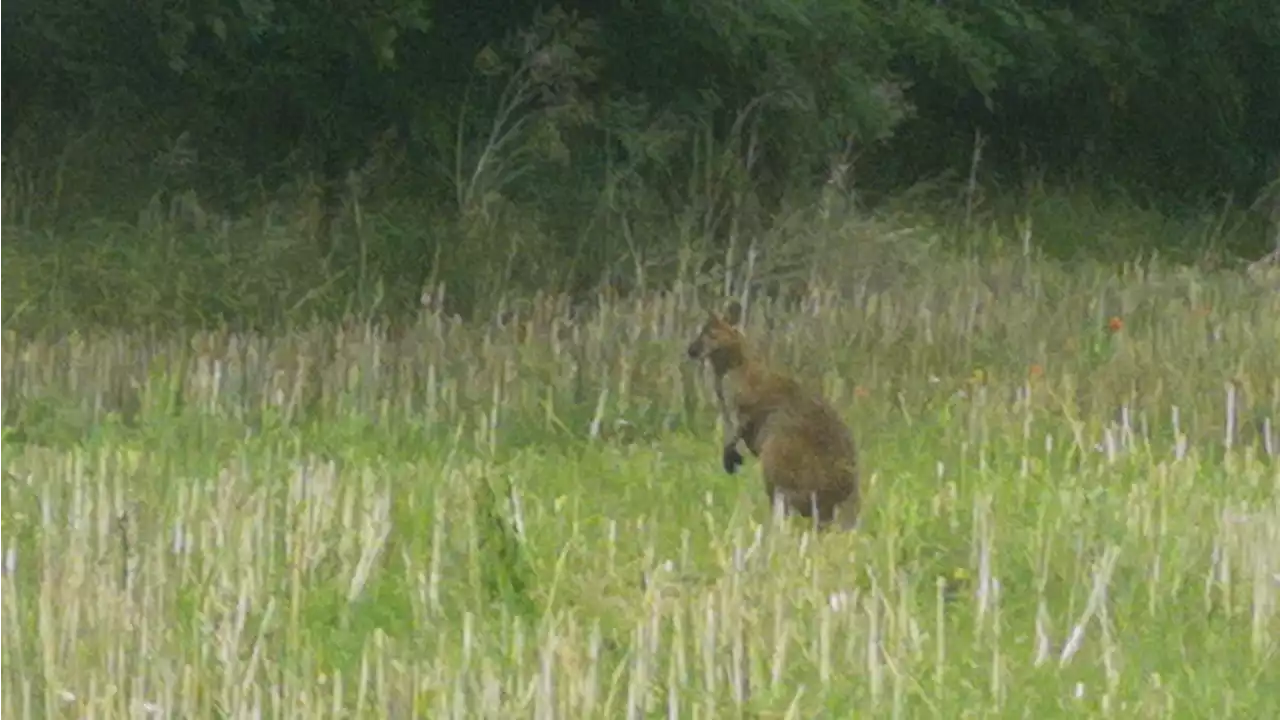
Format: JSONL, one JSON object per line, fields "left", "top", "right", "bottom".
{"left": 3, "top": 221, "right": 1279, "bottom": 718}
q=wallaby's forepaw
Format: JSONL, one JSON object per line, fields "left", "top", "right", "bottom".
{"left": 723, "top": 445, "right": 744, "bottom": 474}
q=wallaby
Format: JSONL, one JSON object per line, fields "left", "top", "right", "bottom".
{"left": 687, "top": 301, "right": 860, "bottom": 530}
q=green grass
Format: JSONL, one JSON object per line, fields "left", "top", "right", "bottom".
{"left": 3, "top": 218, "right": 1279, "bottom": 718}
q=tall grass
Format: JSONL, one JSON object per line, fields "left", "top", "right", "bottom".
{"left": 3, "top": 207, "right": 1279, "bottom": 717}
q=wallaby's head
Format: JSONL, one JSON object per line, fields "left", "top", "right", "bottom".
{"left": 687, "top": 300, "right": 747, "bottom": 374}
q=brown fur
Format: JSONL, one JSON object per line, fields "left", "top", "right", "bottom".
{"left": 687, "top": 301, "right": 860, "bottom": 530}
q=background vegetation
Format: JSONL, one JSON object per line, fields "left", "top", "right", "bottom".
{"left": 3, "top": 0, "right": 1280, "bottom": 330}
{"left": 3, "top": 1, "right": 1280, "bottom": 716}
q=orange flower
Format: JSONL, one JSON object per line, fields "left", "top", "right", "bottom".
{"left": 1107, "top": 316, "right": 1124, "bottom": 333}
{"left": 854, "top": 385, "right": 870, "bottom": 399}
{"left": 1029, "top": 363, "right": 1044, "bottom": 379}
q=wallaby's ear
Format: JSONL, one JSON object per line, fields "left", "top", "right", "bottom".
{"left": 723, "top": 299, "right": 744, "bottom": 326}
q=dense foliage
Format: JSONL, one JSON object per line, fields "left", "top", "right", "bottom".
{"left": 4, "top": 0, "right": 1279, "bottom": 325}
